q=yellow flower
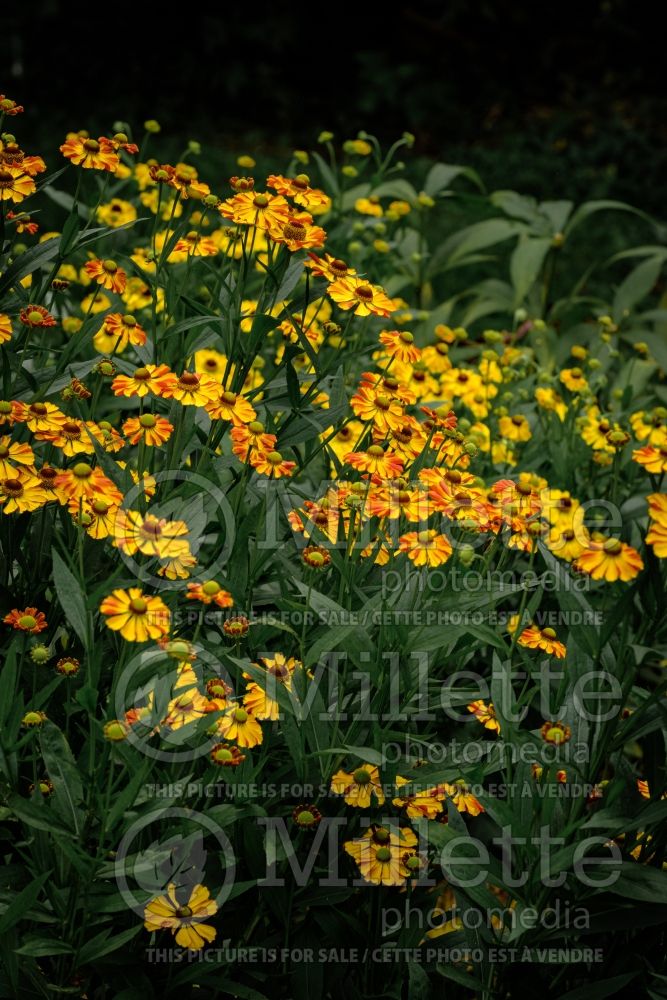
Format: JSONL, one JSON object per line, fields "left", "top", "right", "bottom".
{"left": 214, "top": 705, "right": 263, "bottom": 748}
{"left": 574, "top": 536, "right": 644, "bottom": 582}
{"left": 143, "top": 883, "right": 217, "bottom": 950}
{"left": 344, "top": 825, "right": 418, "bottom": 886}
{"left": 331, "top": 763, "right": 385, "bottom": 807}
{"left": 99, "top": 588, "right": 170, "bottom": 642}
{"left": 97, "top": 198, "right": 137, "bottom": 228}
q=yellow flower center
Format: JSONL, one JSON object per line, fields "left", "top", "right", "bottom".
{"left": 233, "top": 708, "right": 249, "bottom": 723}
{"left": 367, "top": 445, "right": 385, "bottom": 457}
{"left": 202, "top": 581, "right": 221, "bottom": 596}
{"left": 19, "top": 615, "right": 37, "bottom": 629}
{"left": 296, "top": 808, "right": 315, "bottom": 825}
{"left": 27, "top": 310, "right": 44, "bottom": 324}
{"left": 417, "top": 530, "right": 433, "bottom": 545}
{"left": 221, "top": 391, "right": 237, "bottom": 404}
{"left": 83, "top": 139, "right": 100, "bottom": 152}
{"left": 399, "top": 331, "right": 414, "bottom": 344}
{"left": 134, "top": 367, "right": 150, "bottom": 380}
{"left": 178, "top": 372, "right": 200, "bottom": 389}
{"left": 72, "top": 463, "right": 93, "bottom": 479}
{"left": 267, "top": 451, "right": 283, "bottom": 465}
{"left": 253, "top": 195, "right": 269, "bottom": 208}
{"left": 541, "top": 627, "right": 557, "bottom": 640}
{"left": 603, "top": 538, "right": 622, "bottom": 555}
{"left": 375, "top": 847, "right": 392, "bottom": 863}
{"left": 103, "top": 259, "right": 118, "bottom": 274}
{"left": 353, "top": 768, "right": 371, "bottom": 785}
{"left": 248, "top": 421, "right": 264, "bottom": 433}
{"left": 129, "top": 598, "right": 148, "bottom": 614}
{"left": 213, "top": 747, "right": 234, "bottom": 762}
{"left": 139, "top": 414, "right": 157, "bottom": 428}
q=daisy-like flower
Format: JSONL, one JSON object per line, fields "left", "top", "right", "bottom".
{"left": 349, "top": 385, "right": 405, "bottom": 434}
{"left": 0, "top": 437, "right": 33, "bottom": 477}
{"left": 293, "top": 804, "right": 322, "bottom": 829}
{"left": 0, "top": 467, "right": 48, "bottom": 514}
{"left": 267, "top": 173, "right": 330, "bottom": 211}
{"left": 535, "top": 386, "right": 567, "bottom": 421}
{"left": 230, "top": 422, "right": 277, "bottom": 462}
{"left": 84, "top": 259, "right": 127, "bottom": 294}
{"left": 60, "top": 134, "right": 119, "bottom": 172}
{"left": 442, "top": 779, "right": 485, "bottom": 816}
{"left": 122, "top": 413, "right": 174, "bottom": 446}
{"left": 330, "top": 763, "right": 385, "bottom": 807}
{"left": 378, "top": 329, "right": 421, "bottom": 363}
{"left": 173, "top": 231, "right": 219, "bottom": 257}
{"left": 467, "top": 699, "right": 500, "bottom": 733}
{"left": 19, "top": 305, "right": 56, "bottom": 328}
{"left": 344, "top": 825, "right": 418, "bottom": 886}
{"left": 0, "top": 165, "right": 35, "bottom": 203}
{"left": 630, "top": 409, "right": 666, "bottom": 446}
{"left": 574, "top": 536, "right": 644, "bottom": 582}
{"left": 302, "top": 545, "right": 332, "bottom": 569}
{"left": 194, "top": 348, "right": 231, "bottom": 382}
{"left": 559, "top": 367, "right": 588, "bottom": 393}
{"left": 99, "top": 587, "right": 170, "bottom": 642}
{"left": 632, "top": 444, "right": 667, "bottom": 474}
{"left": 156, "top": 370, "right": 220, "bottom": 407}
{"left": 646, "top": 493, "right": 667, "bottom": 557}
{"left": 272, "top": 211, "right": 327, "bottom": 251}
{"left": 498, "top": 414, "right": 531, "bottom": 442}
{"left": 0, "top": 314, "right": 12, "bottom": 343}
{"left": 143, "top": 883, "right": 217, "bottom": 951}
{"left": 54, "top": 462, "right": 123, "bottom": 505}
{"left": 113, "top": 510, "right": 190, "bottom": 560}
{"left": 97, "top": 198, "right": 137, "bottom": 228}
{"left": 210, "top": 743, "right": 246, "bottom": 767}
{"left": 541, "top": 721, "right": 571, "bottom": 745}
{"left": 344, "top": 444, "right": 404, "bottom": 478}
{"left": 243, "top": 654, "right": 299, "bottom": 721}
{"left": 518, "top": 625, "right": 567, "bottom": 658}
{"left": 393, "top": 776, "right": 446, "bottom": 819}
{"left": 205, "top": 389, "right": 256, "bottom": 425}
{"left": 305, "top": 252, "right": 356, "bottom": 282}
{"left": 4, "top": 607, "right": 47, "bottom": 633}
{"left": 222, "top": 615, "right": 250, "bottom": 640}
{"left": 398, "top": 530, "right": 453, "bottom": 568}
{"left": 214, "top": 705, "right": 263, "bottom": 748}
{"left": 0, "top": 95, "right": 24, "bottom": 115}
{"left": 186, "top": 581, "right": 234, "bottom": 608}
{"left": 220, "top": 190, "right": 290, "bottom": 231}
{"left": 162, "top": 666, "right": 211, "bottom": 730}
{"left": 111, "top": 364, "right": 173, "bottom": 398}
{"left": 40, "top": 418, "right": 96, "bottom": 457}
{"left": 250, "top": 450, "right": 297, "bottom": 478}
{"left": 328, "top": 276, "right": 395, "bottom": 318}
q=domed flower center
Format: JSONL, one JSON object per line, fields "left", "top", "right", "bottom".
{"left": 541, "top": 627, "right": 557, "bottom": 640}
{"left": 253, "top": 194, "right": 269, "bottom": 208}
{"left": 353, "top": 768, "right": 371, "bottom": 785}
{"left": 73, "top": 463, "right": 92, "bottom": 479}
{"left": 202, "top": 581, "right": 221, "bottom": 596}
{"left": 27, "top": 310, "right": 44, "bottom": 324}
{"left": 248, "top": 421, "right": 264, "bottom": 433}
{"left": 399, "top": 331, "right": 414, "bottom": 343}
{"left": 103, "top": 259, "right": 118, "bottom": 273}
{"left": 354, "top": 284, "right": 373, "bottom": 301}
{"left": 603, "top": 538, "right": 622, "bottom": 555}
{"left": 283, "top": 221, "right": 307, "bottom": 241}
{"left": 92, "top": 500, "right": 109, "bottom": 514}
{"left": 129, "top": 598, "right": 148, "bottom": 614}
{"left": 134, "top": 367, "right": 150, "bottom": 380}
{"left": 62, "top": 421, "right": 81, "bottom": 437}
{"left": 19, "top": 615, "right": 37, "bottom": 629}
{"left": 417, "top": 530, "right": 433, "bottom": 544}
{"left": 221, "top": 391, "right": 237, "bottom": 404}
{"left": 367, "top": 445, "right": 385, "bottom": 457}
{"left": 375, "top": 847, "right": 392, "bottom": 863}
{"left": 233, "top": 708, "right": 249, "bottom": 723}
{"left": 139, "top": 414, "right": 157, "bottom": 428}
{"left": 83, "top": 139, "right": 100, "bottom": 152}
{"left": 178, "top": 372, "right": 200, "bottom": 388}
{"left": 330, "top": 258, "right": 348, "bottom": 275}
{"left": 267, "top": 451, "right": 283, "bottom": 465}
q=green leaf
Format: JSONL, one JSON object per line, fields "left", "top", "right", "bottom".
{"left": 560, "top": 972, "right": 639, "bottom": 1000}
{"left": 76, "top": 924, "right": 141, "bottom": 965}
{"left": 606, "top": 861, "right": 667, "bottom": 902}
{"left": 51, "top": 548, "right": 89, "bottom": 651}
{"left": 14, "top": 937, "right": 75, "bottom": 957}
{"left": 613, "top": 255, "right": 663, "bottom": 320}
{"left": 0, "top": 238, "right": 61, "bottom": 297}
{"left": 446, "top": 219, "right": 525, "bottom": 264}
{"left": 39, "top": 722, "right": 84, "bottom": 835}
{"left": 0, "top": 873, "right": 51, "bottom": 934}
{"left": 510, "top": 236, "right": 552, "bottom": 306}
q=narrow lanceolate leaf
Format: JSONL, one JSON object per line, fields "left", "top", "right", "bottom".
{"left": 39, "top": 721, "right": 85, "bottom": 835}
{"left": 51, "top": 548, "right": 89, "bottom": 650}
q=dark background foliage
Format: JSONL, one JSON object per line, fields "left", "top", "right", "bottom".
{"left": 4, "top": 1, "right": 665, "bottom": 212}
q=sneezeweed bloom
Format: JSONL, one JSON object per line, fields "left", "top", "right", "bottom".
{"left": 250, "top": 450, "right": 296, "bottom": 478}
{"left": 330, "top": 764, "right": 385, "bottom": 807}
{"left": 84, "top": 258, "right": 127, "bottom": 293}
{"left": 305, "top": 252, "right": 356, "bottom": 282}
{"left": 574, "top": 536, "right": 644, "bottom": 582}
{"left": 56, "top": 656, "right": 81, "bottom": 677}
{"left": 173, "top": 231, "right": 219, "bottom": 257}
{"left": 205, "top": 389, "right": 256, "bottom": 424}
{"left": 498, "top": 414, "right": 531, "bottom": 442}
{"left": 4, "top": 607, "right": 48, "bottom": 633}
{"left": 122, "top": 413, "right": 174, "bottom": 446}
{"left": 302, "top": 545, "right": 331, "bottom": 569}
{"left": 518, "top": 625, "right": 567, "bottom": 658}
{"left": 186, "top": 581, "right": 234, "bottom": 608}
{"left": 378, "top": 329, "right": 421, "bottom": 363}
{"left": 143, "top": 883, "right": 217, "bottom": 950}
{"left": 0, "top": 95, "right": 24, "bottom": 114}
{"left": 19, "top": 304, "right": 56, "bottom": 328}
{"left": 99, "top": 588, "right": 170, "bottom": 642}
{"left": 328, "top": 276, "right": 396, "bottom": 317}
{"left": 398, "top": 530, "right": 453, "bottom": 568}
{"left": 541, "top": 721, "right": 571, "bottom": 745}
{"left": 0, "top": 437, "right": 33, "bottom": 477}
{"left": 220, "top": 190, "right": 290, "bottom": 231}
{"left": 443, "top": 780, "right": 484, "bottom": 816}
{"left": 0, "top": 314, "right": 11, "bottom": 343}
{"left": 632, "top": 444, "right": 667, "bottom": 474}
{"left": 243, "top": 654, "right": 299, "bottom": 720}
{"left": 344, "top": 825, "right": 418, "bottom": 886}
{"left": 559, "top": 367, "right": 588, "bottom": 392}
{"left": 97, "top": 198, "right": 137, "bottom": 227}
{"left": 30, "top": 778, "right": 54, "bottom": 796}
{"left": 467, "top": 700, "right": 500, "bottom": 733}
{"left": 222, "top": 615, "right": 250, "bottom": 640}
{"left": 22, "top": 710, "right": 47, "bottom": 727}
{"left": 113, "top": 510, "right": 190, "bottom": 560}
{"left": 156, "top": 370, "right": 220, "bottom": 407}
{"left": 112, "top": 364, "right": 173, "bottom": 398}
{"left": 293, "top": 804, "right": 322, "bottom": 829}
{"left": 214, "top": 704, "right": 263, "bottom": 748}
{"left": 29, "top": 643, "right": 50, "bottom": 664}
{"left": 0, "top": 165, "right": 35, "bottom": 203}
{"left": 60, "top": 134, "right": 119, "bottom": 171}
{"left": 210, "top": 743, "right": 246, "bottom": 767}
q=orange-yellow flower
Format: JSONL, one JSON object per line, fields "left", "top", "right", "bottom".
{"left": 518, "top": 625, "right": 566, "bottom": 658}
{"left": 349, "top": 385, "right": 405, "bottom": 433}
{"left": 4, "top": 607, "right": 47, "bottom": 633}
{"left": 632, "top": 445, "right": 667, "bottom": 474}
{"left": 186, "top": 580, "right": 234, "bottom": 608}
{"left": 331, "top": 763, "right": 385, "bottom": 807}
{"left": 205, "top": 389, "right": 256, "bottom": 424}
{"left": 467, "top": 700, "right": 500, "bottom": 733}
{"left": 559, "top": 367, "right": 588, "bottom": 392}
{"left": 143, "top": 883, "right": 217, "bottom": 951}
{"left": 378, "top": 329, "right": 421, "bottom": 363}
{"left": 0, "top": 165, "right": 35, "bottom": 203}
{"left": 113, "top": 510, "right": 190, "bottom": 559}
{"left": 0, "top": 437, "right": 34, "bottom": 477}
{"left": 328, "top": 276, "right": 395, "bottom": 317}
{"left": 156, "top": 370, "right": 220, "bottom": 407}
{"left": 574, "top": 536, "right": 644, "bottom": 582}
{"left": 0, "top": 314, "right": 11, "bottom": 343}
{"left": 271, "top": 211, "right": 327, "bottom": 251}
{"left": 443, "top": 780, "right": 485, "bottom": 816}
{"left": 214, "top": 705, "right": 263, "bottom": 747}
{"left": 219, "top": 191, "right": 290, "bottom": 231}
{"left": 173, "top": 231, "right": 219, "bottom": 257}
{"left": 498, "top": 414, "right": 531, "bottom": 442}
{"left": 0, "top": 468, "right": 48, "bottom": 514}
{"left": 267, "top": 174, "right": 330, "bottom": 211}
{"left": 111, "top": 364, "right": 173, "bottom": 398}
{"left": 250, "top": 450, "right": 297, "bottom": 478}
{"left": 344, "top": 444, "right": 404, "bottom": 478}
{"left": 60, "top": 134, "right": 119, "bottom": 172}
{"left": 19, "top": 305, "right": 56, "bottom": 328}
{"left": 100, "top": 587, "right": 170, "bottom": 642}
{"left": 305, "top": 252, "right": 356, "bottom": 282}
{"left": 83, "top": 258, "right": 127, "bottom": 294}
{"left": 54, "top": 462, "right": 123, "bottom": 505}
{"left": 122, "top": 413, "right": 174, "bottom": 446}
{"left": 398, "top": 529, "right": 453, "bottom": 567}
{"left": 230, "top": 422, "right": 277, "bottom": 461}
